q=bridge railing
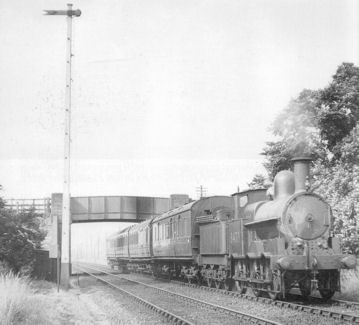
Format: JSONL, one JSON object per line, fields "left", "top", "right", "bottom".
{"left": 4, "top": 198, "right": 51, "bottom": 217}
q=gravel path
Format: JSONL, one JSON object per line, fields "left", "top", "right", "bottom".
{"left": 75, "top": 276, "right": 169, "bottom": 324}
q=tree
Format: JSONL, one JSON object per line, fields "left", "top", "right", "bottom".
{"left": 259, "top": 62, "right": 359, "bottom": 254}
{"left": 312, "top": 125, "right": 359, "bottom": 254}
{"left": 0, "top": 202, "right": 46, "bottom": 274}
{"left": 318, "top": 63, "right": 359, "bottom": 156}
{"left": 247, "top": 174, "right": 271, "bottom": 189}
{"left": 262, "top": 88, "right": 327, "bottom": 179}
{"left": 262, "top": 63, "right": 359, "bottom": 178}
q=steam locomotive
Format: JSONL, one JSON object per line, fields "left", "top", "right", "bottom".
{"left": 106, "top": 157, "right": 357, "bottom": 300}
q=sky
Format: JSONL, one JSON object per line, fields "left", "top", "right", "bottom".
{"left": 0, "top": 0, "right": 358, "bottom": 201}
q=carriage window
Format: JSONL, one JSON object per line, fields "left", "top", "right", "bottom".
{"left": 184, "top": 217, "right": 190, "bottom": 236}
{"left": 165, "top": 222, "right": 169, "bottom": 239}
{"left": 249, "top": 229, "right": 257, "bottom": 241}
{"left": 173, "top": 217, "right": 177, "bottom": 237}
{"left": 239, "top": 195, "right": 248, "bottom": 207}
{"left": 178, "top": 215, "right": 183, "bottom": 236}
{"left": 169, "top": 218, "right": 173, "bottom": 238}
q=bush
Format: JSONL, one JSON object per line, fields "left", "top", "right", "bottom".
{"left": 0, "top": 207, "right": 46, "bottom": 273}
{"left": 338, "top": 264, "right": 359, "bottom": 301}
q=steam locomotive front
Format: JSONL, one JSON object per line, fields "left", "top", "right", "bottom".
{"left": 245, "top": 157, "right": 356, "bottom": 299}
{"left": 249, "top": 158, "right": 333, "bottom": 245}
{"left": 279, "top": 157, "right": 331, "bottom": 243}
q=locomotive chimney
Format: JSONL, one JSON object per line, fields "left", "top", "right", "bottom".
{"left": 291, "top": 156, "right": 312, "bottom": 192}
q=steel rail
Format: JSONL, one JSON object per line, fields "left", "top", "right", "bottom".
{"left": 171, "top": 281, "right": 359, "bottom": 324}
{"left": 287, "top": 292, "right": 359, "bottom": 311}
{"left": 287, "top": 287, "right": 359, "bottom": 311}
{"left": 75, "top": 265, "right": 194, "bottom": 325}
{"left": 75, "top": 263, "right": 283, "bottom": 325}
{"left": 332, "top": 298, "right": 359, "bottom": 310}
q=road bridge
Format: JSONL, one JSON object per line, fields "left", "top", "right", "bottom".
{"left": 51, "top": 193, "right": 178, "bottom": 223}
{"left": 47, "top": 193, "right": 190, "bottom": 258}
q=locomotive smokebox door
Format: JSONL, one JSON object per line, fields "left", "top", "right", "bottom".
{"left": 284, "top": 194, "right": 330, "bottom": 241}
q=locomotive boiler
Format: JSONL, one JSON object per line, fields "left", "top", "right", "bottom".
{"left": 106, "top": 157, "right": 357, "bottom": 300}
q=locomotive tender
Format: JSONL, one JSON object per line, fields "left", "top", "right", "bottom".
{"left": 106, "top": 157, "right": 357, "bottom": 300}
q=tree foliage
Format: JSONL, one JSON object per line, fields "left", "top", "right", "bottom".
{"left": 262, "top": 62, "right": 359, "bottom": 178}
{"left": 257, "top": 62, "right": 359, "bottom": 254}
{"left": 312, "top": 125, "right": 359, "bottom": 254}
{"left": 247, "top": 174, "right": 271, "bottom": 190}
{"left": 319, "top": 63, "right": 359, "bottom": 154}
{"left": 0, "top": 199, "right": 46, "bottom": 274}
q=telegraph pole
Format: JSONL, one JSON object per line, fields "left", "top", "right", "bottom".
{"left": 196, "top": 185, "right": 207, "bottom": 199}
{"left": 44, "top": 4, "right": 81, "bottom": 290}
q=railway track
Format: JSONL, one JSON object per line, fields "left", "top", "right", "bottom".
{"left": 307, "top": 295, "right": 359, "bottom": 311}
{"left": 171, "top": 281, "right": 359, "bottom": 323}
{"left": 168, "top": 280, "right": 359, "bottom": 323}
{"left": 74, "top": 263, "right": 283, "bottom": 325}
{"left": 332, "top": 299, "right": 359, "bottom": 311}
{"left": 74, "top": 262, "right": 359, "bottom": 324}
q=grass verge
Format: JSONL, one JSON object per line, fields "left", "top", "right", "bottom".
{"left": 339, "top": 265, "right": 359, "bottom": 301}
{"left": 0, "top": 272, "right": 48, "bottom": 325}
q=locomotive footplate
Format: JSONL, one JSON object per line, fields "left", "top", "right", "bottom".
{"left": 271, "top": 254, "right": 350, "bottom": 270}
{"left": 247, "top": 278, "right": 272, "bottom": 284}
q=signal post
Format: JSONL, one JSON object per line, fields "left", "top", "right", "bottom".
{"left": 44, "top": 4, "right": 81, "bottom": 289}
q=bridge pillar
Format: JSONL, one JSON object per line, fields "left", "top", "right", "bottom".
{"left": 50, "top": 193, "right": 72, "bottom": 289}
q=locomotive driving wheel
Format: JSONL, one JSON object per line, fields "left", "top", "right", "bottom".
{"left": 268, "top": 270, "right": 282, "bottom": 300}
{"left": 251, "top": 271, "right": 262, "bottom": 297}
{"left": 318, "top": 271, "right": 337, "bottom": 301}
{"left": 224, "top": 279, "right": 232, "bottom": 291}
{"left": 207, "top": 278, "right": 214, "bottom": 288}
{"left": 252, "top": 286, "right": 261, "bottom": 297}
{"left": 235, "top": 280, "right": 247, "bottom": 294}
{"left": 299, "top": 278, "right": 312, "bottom": 300}
{"left": 215, "top": 280, "right": 222, "bottom": 289}
{"left": 319, "top": 289, "right": 335, "bottom": 301}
